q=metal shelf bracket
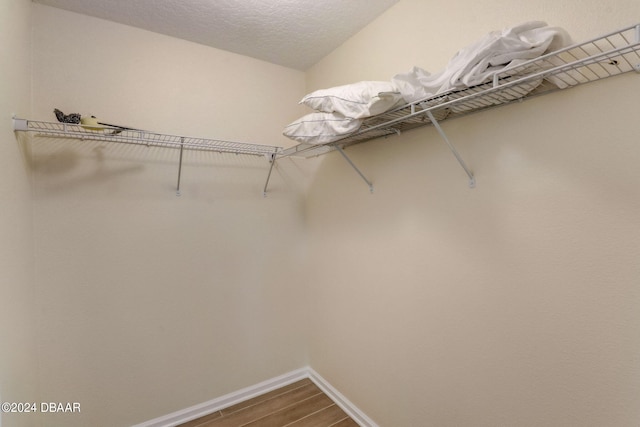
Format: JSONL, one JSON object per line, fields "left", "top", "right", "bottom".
{"left": 335, "top": 145, "right": 374, "bottom": 193}
{"left": 176, "top": 137, "right": 185, "bottom": 196}
{"left": 425, "top": 110, "right": 476, "bottom": 188}
{"left": 262, "top": 151, "right": 278, "bottom": 197}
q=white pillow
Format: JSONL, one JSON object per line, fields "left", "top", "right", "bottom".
{"left": 300, "top": 81, "right": 403, "bottom": 118}
{"left": 283, "top": 112, "right": 362, "bottom": 145}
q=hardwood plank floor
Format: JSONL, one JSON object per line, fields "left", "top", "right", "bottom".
{"left": 177, "top": 379, "right": 358, "bottom": 427}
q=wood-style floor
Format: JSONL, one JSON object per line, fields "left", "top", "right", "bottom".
{"left": 178, "top": 378, "right": 359, "bottom": 427}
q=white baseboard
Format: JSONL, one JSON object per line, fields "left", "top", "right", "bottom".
{"left": 131, "top": 366, "right": 378, "bottom": 427}
{"left": 306, "top": 367, "right": 379, "bottom": 427}
{"left": 131, "top": 368, "right": 308, "bottom": 427}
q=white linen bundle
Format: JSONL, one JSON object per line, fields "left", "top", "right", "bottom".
{"left": 392, "top": 21, "right": 572, "bottom": 103}
{"left": 282, "top": 112, "right": 362, "bottom": 145}
{"left": 283, "top": 21, "right": 572, "bottom": 145}
{"left": 283, "top": 81, "right": 403, "bottom": 144}
{"left": 300, "top": 81, "right": 403, "bottom": 118}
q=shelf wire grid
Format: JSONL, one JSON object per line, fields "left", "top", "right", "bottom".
{"left": 15, "top": 119, "right": 280, "bottom": 157}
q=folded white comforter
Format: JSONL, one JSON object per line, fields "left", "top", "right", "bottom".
{"left": 392, "top": 21, "right": 572, "bottom": 103}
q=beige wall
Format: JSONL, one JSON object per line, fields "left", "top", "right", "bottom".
{"left": 305, "top": 1, "right": 640, "bottom": 426}
{"left": 11, "top": 1, "right": 640, "bottom": 426}
{"left": 30, "top": 5, "right": 310, "bottom": 426}
{"left": 0, "top": 1, "right": 39, "bottom": 427}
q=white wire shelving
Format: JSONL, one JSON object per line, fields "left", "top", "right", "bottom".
{"left": 12, "top": 118, "right": 282, "bottom": 196}
{"left": 13, "top": 24, "right": 640, "bottom": 196}
{"left": 277, "top": 23, "right": 640, "bottom": 192}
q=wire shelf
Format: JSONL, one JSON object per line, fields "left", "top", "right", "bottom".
{"left": 281, "top": 23, "right": 640, "bottom": 158}
{"left": 13, "top": 119, "right": 281, "bottom": 157}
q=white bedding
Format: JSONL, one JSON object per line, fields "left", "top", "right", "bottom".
{"left": 283, "top": 112, "right": 361, "bottom": 145}
{"left": 300, "top": 81, "right": 403, "bottom": 119}
{"left": 392, "top": 21, "right": 572, "bottom": 103}
{"left": 283, "top": 21, "right": 572, "bottom": 145}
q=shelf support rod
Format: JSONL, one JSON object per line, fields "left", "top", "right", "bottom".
{"left": 335, "top": 145, "right": 374, "bottom": 193}
{"left": 425, "top": 110, "right": 476, "bottom": 188}
{"left": 263, "top": 152, "right": 277, "bottom": 197}
{"left": 176, "top": 137, "right": 184, "bottom": 196}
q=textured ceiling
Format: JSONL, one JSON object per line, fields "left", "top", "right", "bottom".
{"left": 33, "top": 0, "right": 399, "bottom": 70}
